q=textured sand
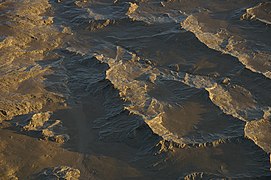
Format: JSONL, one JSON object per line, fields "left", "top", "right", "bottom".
{"left": 0, "top": 0, "right": 270, "bottom": 179}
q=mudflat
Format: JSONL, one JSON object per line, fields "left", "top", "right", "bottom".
{"left": 0, "top": 0, "right": 270, "bottom": 179}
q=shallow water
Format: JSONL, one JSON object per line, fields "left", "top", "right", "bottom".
{"left": 0, "top": 0, "right": 271, "bottom": 179}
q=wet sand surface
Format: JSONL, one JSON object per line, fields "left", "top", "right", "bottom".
{"left": 0, "top": 0, "right": 271, "bottom": 179}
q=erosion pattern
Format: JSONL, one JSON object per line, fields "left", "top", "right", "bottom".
{"left": 0, "top": 0, "right": 271, "bottom": 179}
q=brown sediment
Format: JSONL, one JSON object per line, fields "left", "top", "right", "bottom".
{"left": 88, "top": 19, "right": 113, "bottom": 32}
{"left": 242, "top": 2, "right": 271, "bottom": 25}
{"left": 14, "top": 111, "right": 69, "bottom": 144}
{"left": 0, "top": 0, "right": 70, "bottom": 178}
{"left": 95, "top": 45, "right": 270, "bottom": 168}
{"left": 95, "top": 48, "right": 246, "bottom": 146}
{"left": 126, "top": 3, "right": 139, "bottom": 15}
{"left": 245, "top": 117, "right": 271, "bottom": 154}
{"left": 0, "top": 0, "right": 66, "bottom": 123}
{"left": 36, "top": 166, "right": 80, "bottom": 179}
{"left": 1, "top": 0, "right": 271, "bottom": 179}
{"left": 0, "top": 128, "right": 142, "bottom": 179}
{"left": 181, "top": 14, "right": 271, "bottom": 79}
